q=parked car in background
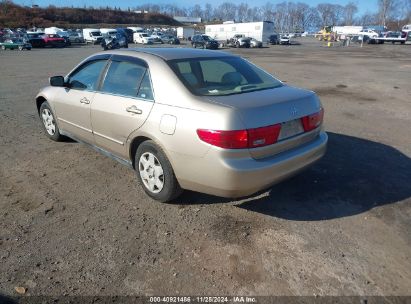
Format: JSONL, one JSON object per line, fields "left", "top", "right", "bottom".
{"left": 385, "top": 31, "right": 403, "bottom": 44}
{"left": 116, "top": 28, "right": 134, "bottom": 43}
{"left": 358, "top": 29, "right": 379, "bottom": 41}
{"left": 101, "top": 32, "right": 128, "bottom": 50}
{"left": 25, "top": 32, "right": 46, "bottom": 48}
{"left": 150, "top": 31, "right": 164, "bottom": 43}
{"left": 161, "top": 35, "right": 180, "bottom": 45}
{"left": 191, "top": 34, "right": 219, "bottom": 49}
{"left": 83, "top": 28, "right": 103, "bottom": 44}
{"left": 280, "top": 35, "right": 291, "bottom": 45}
{"left": 67, "top": 30, "right": 84, "bottom": 44}
{"left": 268, "top": 34, "right": 279, "bottom": 45}
{"left": 0, "top": 38, "right": 31, "bottom": 50}
{"left": 134, "top": 32, "right": 154, "bottom": 44}
{"left": 36, "top": 48, "right": 327, "bottom": 202}
{"left": 228, "top": 34, "right": 251, "bottom": 48}
{"left": 43, "top": 34, "right": 66, "bottom": 48}
{"left": 249, "top": 37, "right": 263, "bottom": 48}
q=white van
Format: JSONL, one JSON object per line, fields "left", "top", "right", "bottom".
{"left": 100, "top": 28, "right": 117, "bottom": 38}
{"left": 128, "top": 27, "right": 144, "bottom": 33}
{"left": 83, "top": 28, "right": 103, "bottom": 44}
{"left": 133, "top": 32, "right": 154, "bottom": 44}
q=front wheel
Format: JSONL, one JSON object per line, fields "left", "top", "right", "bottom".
{"left": 39, "top": 101, "right": 63, "bottom": 141}
{"left": 135, "top": 141, "right": 182, "bottom": 202}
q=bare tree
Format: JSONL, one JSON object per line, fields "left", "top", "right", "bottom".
{"left": 357, "top": 12, "right": 379, "bottom": 26}
{"left": 343, "top": 2, "right": 358, "bottom": 25}
{"left": 316, "top": 3, "right": 345, "bottom": 26}
{"left": 261, "top": 2, "right": 275, "bottom": 22}
{"left": 203, "top": 3, "right": 213, "bottom": 22}
{"left": 237, "top": 3, "right": 249, "bottom": 22}
{"left": 294, "top": 3, "right": 320, "bottom": 31}
{"left": 378, "top": 0, "right": 396, "bottom": 26}
{"left": 317, "top": 3, "right": 335, "bottom": 26}
{"left": 188, "top": 4, "right": 202, "bottom": 18}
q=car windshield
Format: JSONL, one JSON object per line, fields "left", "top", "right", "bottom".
{"left": 202, "top": 35, "right": 211, "bottom": 41}
{"left": 168, "top": 56, "right": 283, "bottom": 96}
{"left": 91, "top": 32, "right": 100, "bottom": 36}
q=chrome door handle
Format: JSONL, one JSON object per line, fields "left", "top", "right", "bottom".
{"left": 80, "top": 97, "right": 90, "bottom": 104}
{"left": 126, "top": 105, "right": 142, "bottom": 114}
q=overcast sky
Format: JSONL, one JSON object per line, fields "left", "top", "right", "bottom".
{"left": 15, "top": 0, "right": 378, "bottom": 15}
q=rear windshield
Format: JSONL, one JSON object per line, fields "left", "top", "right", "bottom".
{"left": 168, "top": 56, "right": 283, "bottom": 96}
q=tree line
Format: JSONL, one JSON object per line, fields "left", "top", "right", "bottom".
{"left": 136, "top": 1, "right": 411, "bottom": 31}
{"left": 1, "top": 0, "right": 410, "bottom": 30}
{"left": 0, "top": 0, "right": 179, "bottom": 28}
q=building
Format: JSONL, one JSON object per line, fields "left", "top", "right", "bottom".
{"left": 174, "top": 16, "right": 201, "bottom": 24}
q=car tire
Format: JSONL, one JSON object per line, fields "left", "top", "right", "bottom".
{"left": 39, "top": 101, "right": 63, "bottom": 142}
{"left": 135, "top": 140, "right": 183, "bottom": 202}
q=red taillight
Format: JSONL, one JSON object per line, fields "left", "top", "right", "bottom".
{"left": 197, "top": 124, "right": 281, "bottom": 149}
{"left": 248, "top": 124, "right": 281, "bottom": 148}
{"left": 301, "top": 108, "right": 324, "bottom": 132}
{"left": 197, "top": 129, "right": 248, "bottom": 149}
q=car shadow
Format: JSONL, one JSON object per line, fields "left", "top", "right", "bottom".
{"left": 176, "top": 132, "right": 411, "bottom": 221}
{"left": 0, "top": 294, "right": 16, "bottom": 304}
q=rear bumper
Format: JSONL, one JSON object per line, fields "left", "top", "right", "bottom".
{"left": 176, "top": 132, "right": 328, "bottom": 198}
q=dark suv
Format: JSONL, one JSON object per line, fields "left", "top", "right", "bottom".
{"left": 268, "top": 34, "right": 279, "bottom": 45}
{"left": 191, "top": 35, "right": 219, "bottom": 49}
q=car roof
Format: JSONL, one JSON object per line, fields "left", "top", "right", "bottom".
{"left": 116, "top": 48, "right": 232, "bottom": 61}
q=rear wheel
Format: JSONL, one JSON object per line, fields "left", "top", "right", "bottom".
{"left": 135, "top": 141, "right": 182, "bottom": 202}
{"left": 39, "top": 101, "right": 63, "bottom": 141}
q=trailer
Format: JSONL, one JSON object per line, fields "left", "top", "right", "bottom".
{"left": 205, "top": 21, "right": 275, "bottom": 44}
{"left": 176, "top": 27, "right": 195, "bottom": 40}
{"left": 332, "top": 26, "right": 363, "bottom": 35}
{"left": 372, "top": 37, "right": 406, "bottom": 44}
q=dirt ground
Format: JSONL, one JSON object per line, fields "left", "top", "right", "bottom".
{"left": 0, "top": 38, "right": 410, "bottom": 299}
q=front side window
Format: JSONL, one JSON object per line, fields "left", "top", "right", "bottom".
{"left": 101, "top": 60, "right": 154, "bottom": 100}
{"left": 168, "top": 56, "right": 283, "bottom": 96}
{"left": 68, "top": 60, "right": 107, "bottom": 91}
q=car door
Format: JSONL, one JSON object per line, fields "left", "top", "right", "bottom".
{"left": 54, "top": 57, "right": 108, "bottom": 143}
{"left": 91, "top": 55, "right": 154, "bottom": 158}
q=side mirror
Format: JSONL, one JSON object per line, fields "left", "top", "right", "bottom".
{"left": 49, "top": 76, "right": 65, "bottom": 87}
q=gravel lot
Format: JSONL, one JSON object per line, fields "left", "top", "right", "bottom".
{"left": 0, "top": 38, "right": 410, "bottom": 299}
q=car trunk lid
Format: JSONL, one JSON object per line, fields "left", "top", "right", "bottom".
{"left": 206, "top": 85, "right": 323, "bottom": 159}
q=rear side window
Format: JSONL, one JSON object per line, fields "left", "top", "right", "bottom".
{"left": 68, "top": 60, "right": 107, "bottom": 91}
{"left": 138, "top": 71, "right": 154, "bottom": 100}
{"left": 101, "top": 60, "right": 153, "bottom": 100}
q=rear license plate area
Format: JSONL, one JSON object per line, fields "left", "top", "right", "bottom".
{"left": 278, "top": 119, "right": 304, "bottom": 141}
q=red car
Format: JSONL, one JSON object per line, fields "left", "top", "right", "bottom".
{"left": 43, "top": 34, "right": 65, "bottom": 48}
